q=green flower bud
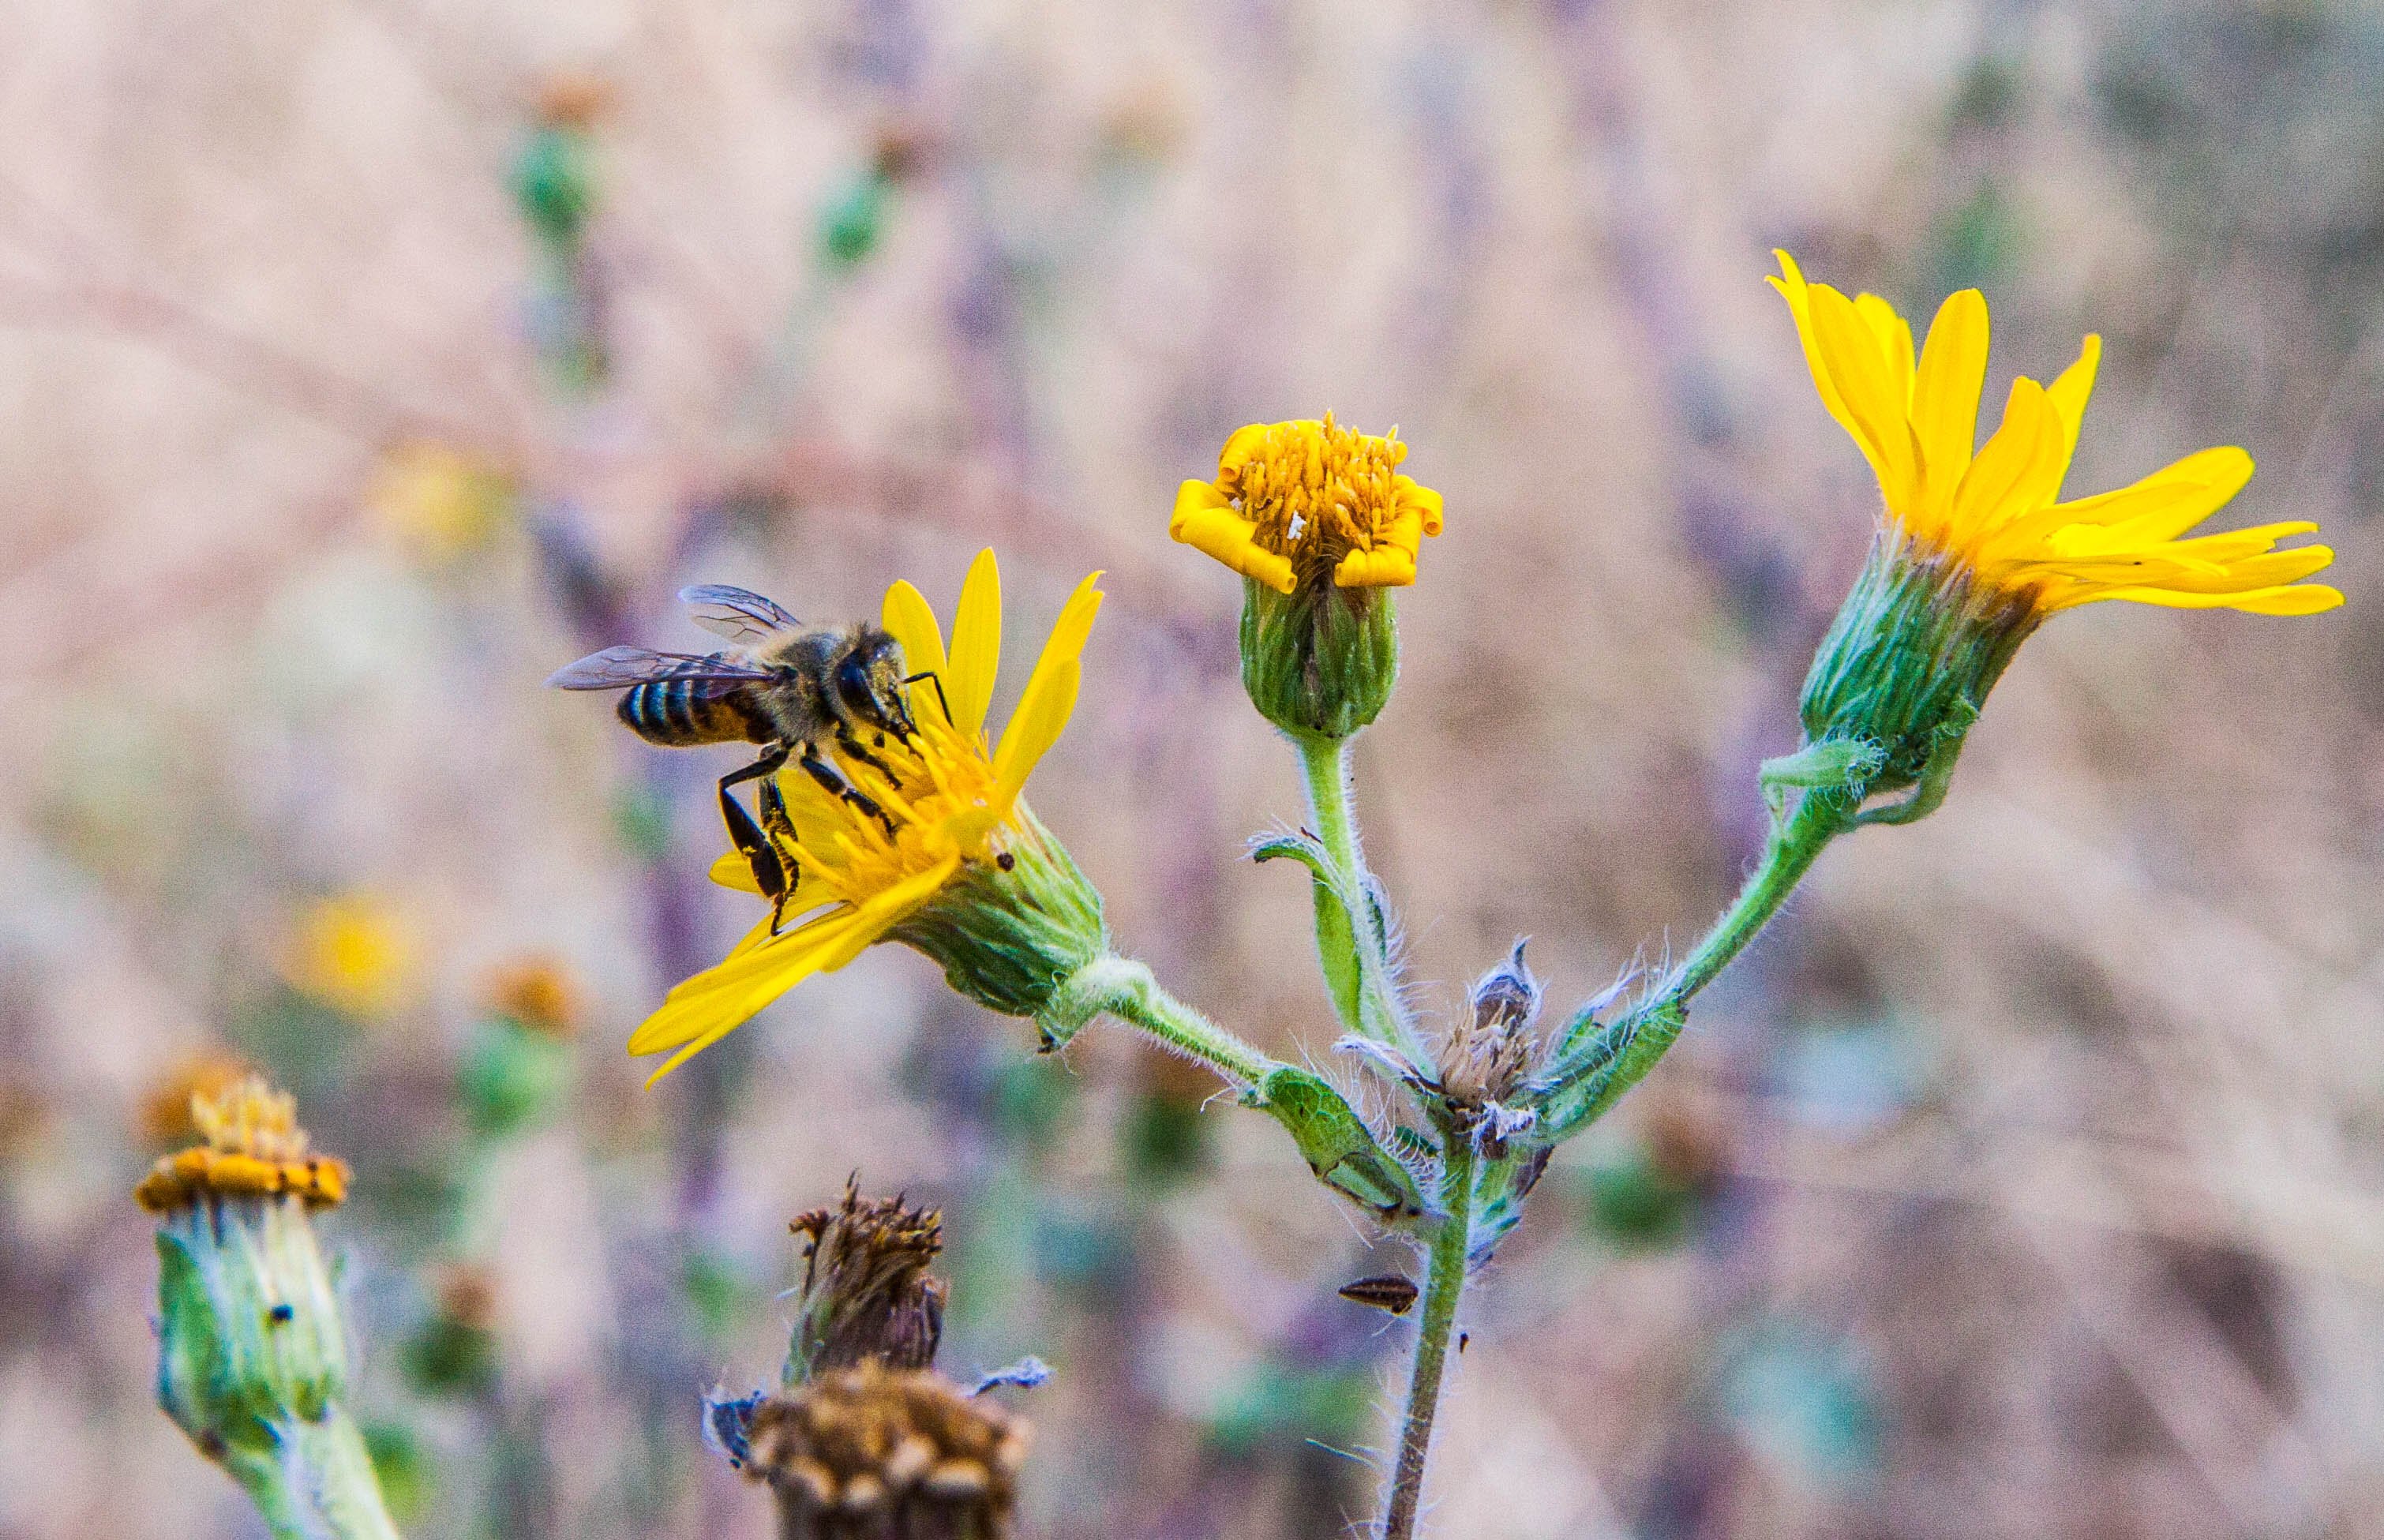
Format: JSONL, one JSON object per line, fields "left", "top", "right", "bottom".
{"left": 1239, "top": 576, "right": 1400, "bottom": 740}
{"left": 1170, "top": 416, "right": 1443, "bottom": 743}
{"left": 138, "top": 1077, "right": 400, "bottom": 1539}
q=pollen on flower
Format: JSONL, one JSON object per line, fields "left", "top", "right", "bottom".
{"left": 133, "top": 1075, "right": 350, "bottom": 1212}
{"left": 1171, "top": 414, "right": 1445, "bottom": 592}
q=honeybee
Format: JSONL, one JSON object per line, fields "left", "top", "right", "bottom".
{"left": 548, "top": 586, "right": 940, "bottom": 928}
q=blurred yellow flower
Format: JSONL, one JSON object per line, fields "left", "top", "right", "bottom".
{"left": 369, "top": 441, "right": 513, "bottom": 563}
{"left": 283, "top": 894, "right": 418, "bottom": 1018}
{"left": 1771, "top": 250, "right": 2341, "bottom": 616}
{"left": 629, "top": 551, "right": 1106, "bottom": 1082}
{"left": 1171, "top": 414, "right": 1444, "bottom": 593}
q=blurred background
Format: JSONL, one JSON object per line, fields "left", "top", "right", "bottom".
{"left": 1, "top": 0, "right": 2378, "bottom": 1534}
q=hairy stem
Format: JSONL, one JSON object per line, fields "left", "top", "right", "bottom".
{"left": 232, "top": 1407, "right": 404, "bottom": 1540}
{"left": 1551, "top": 792, "right": 1847, "bottom": 1118}
{"left": 1382, "top": 1144, "right": 1475, "bottom": 1540}
{"left": 1048, "top": 954, "right": 1279, "bottom": 1085}
{"left": 1295, "top": 736, "right": 1421, "bottom": 1056}
{"left": 1671, "top": 792, "right": 1845, "bottom": 1003}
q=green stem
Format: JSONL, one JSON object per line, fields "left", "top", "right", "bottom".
{"left": 234, "top": 1408, "right": 404, "bottom": 1540}
{"left": 1669, "top": 792, "right": 1845, "bottom": 1005}
{"left": 1381, "top": 1144, "right": 1476, "bottom": 1540}
{"left": 1295, "top": 736, "right": 1419, "bottom": 1055}
{"left": 1546, "top": 792, "right": 1847, "bottom": 1131}
{"left": 1046, "top": 954, "right": 1278, "bottom": 1085}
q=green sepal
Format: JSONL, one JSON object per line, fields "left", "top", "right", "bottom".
{"left": 1758, "top": 736, "right": 1884, "bottom": 819}
{"left": 1529, "top": 997, "right": 1688, "bottom": 1143}
{"left": 1250, "top": 833, "right": 1366, "bottom": 1032}
{"left": 1243, "top": 1066, "right": 1426, "bottom": 1223}
{"left": 1239, "top": 575, "right": 1398, "bottom": 741}
{"left": 1852, "top": 696, "right": 1977, "bottom": 826}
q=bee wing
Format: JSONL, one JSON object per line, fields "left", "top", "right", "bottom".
{"left": 545, "top": 646, "right": 774, "bottom": 690}
{"left": 680, "top": 585, "right": 803, "bottom": 645}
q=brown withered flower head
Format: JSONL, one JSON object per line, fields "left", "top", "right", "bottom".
{"left": 485, "top": 956, "right": 585, "bottom": 1040}
{"left": 789, "top": 1180, "right": 947, "bottom": 1380}
{"left": 745, "top": 1362, "right": 1031, "bottom": 1540}
{"left": 1435, "top": 941, "right": 1545, "bottom": 1156}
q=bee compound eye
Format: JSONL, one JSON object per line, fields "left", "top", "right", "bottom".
{"left": 834, "top": 652, "right": 879, "bottom": 714}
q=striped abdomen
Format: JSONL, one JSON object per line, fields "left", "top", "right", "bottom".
{"left": 618, "top": 677, "right": 766, "bottom": 747}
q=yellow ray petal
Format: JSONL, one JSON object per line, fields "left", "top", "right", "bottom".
{"left": 881, "top": 579, "right": 952, "bottom": 725}
{"left": 1911, "top": 288, "right": 1989, "bottom": 507}
{"left": 2044, "top": 334, "right": 2101, "bottom": 483}
{"left": 1854, "top": 292, "right": 1916, "bottom": 407}
{"left": 1949, "top": 378, "right": 2060, "bottom": 541}
{"left": 2053, "top": 446, "right": 2255, "bottom": 543}
{"left": 629, "top": 912, "right": 864, "bottom": 1059}
{"left": 946, "top": 549, "right": 1003, "bottom": 739}
{"left": 1770, "top": 252, "right": 1864, "bottom": 454}
{"left": 1805, "top": 282, "right": 1921, "bottom": 512}
{"left": 2086, "top": 582, "right": 2345, "bottom": 614}
{"left": 994, "top": 571, "right": 1104, "bottom": 799}
{"left": 1395, "top": 477, "right": 1445, "bottom": 538}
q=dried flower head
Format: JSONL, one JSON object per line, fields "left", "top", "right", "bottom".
{"left": 743, "top": 1362, "right": 1031, "bottom": 1540}
{"left": 1430, "top": 942, "right": 1544, "bottom": 1158}
{"left": 135, "top": 1076, "right": 350, "bottom": 1212}
{"left": 789, "top": 1182, "right": 947, "bottom": 1380}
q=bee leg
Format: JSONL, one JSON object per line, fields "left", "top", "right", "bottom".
{"left": 757, "top": 777, "right": 800, "bottom": 934}
{"left": 901, "top": 671, "right": 950, "bottom": 732}
{"left": 799, "top": 747, "right": 896, "bottom": 836}
{"left": 718, "top": 748, "right": 792, "bottom": 905}
{"left": 834, "top": 724, "right": 899, "bottom": 779}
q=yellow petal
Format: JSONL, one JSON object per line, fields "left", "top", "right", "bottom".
{"left": 1171, "top": 485, "right": 1295, "bottom": 592}
{"left": 881, "top": 579, "right": 952, "bottom": 725}
{"left": 2086, "top": 583, "right": 2344, "bottom": 614}
{"left": 1949, "top": 378, "right": 2060, "bottom": 540}
{"left": 632, "top": 857, "right": 961, "bottom": 1083}
{"left": 1804, "top": 282, "right": 1921, "bottom": 512}
{"left": 994, "top": 570, "right": 1104, "bottom": 799}
{"left": 2044, "top": 334, "right": 2101, "bottom": 485}
{"left": 2054, "top": 446, "right": 2255, "bottom": 543}
{"left": 1769, "top": 252, "right": 1865, "bottom": 463}
{"left": 1911, "top": 288, "right": 1988, "bottom": 508}
{"left": 629, "top": 911, "right": 863, "bottom": 1060}
{"left": 946, "top": 549, "right": 1002, "bottom": 739}
{"left": 1395, "top": 476, "right": 1445, "bottom": 538}
{"left": 1334, "top": 500, "right": 1424, "bottom": 586}
{"left": 1854, "top": 292, "right": 1916, "bottom": 407}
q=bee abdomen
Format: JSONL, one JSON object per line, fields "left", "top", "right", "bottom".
{"left": 620, "top": 678, "right": 754, "bottom": 746}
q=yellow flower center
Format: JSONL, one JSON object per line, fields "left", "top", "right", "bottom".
{"left": 773, "top": 709, "right": 1011, "bottom": 920}
{"left": 135, "top": 1077, "right": 349, "bottom": 1212}
{"left": 1172, "top": 414, "right": 1444, "bottom": 592}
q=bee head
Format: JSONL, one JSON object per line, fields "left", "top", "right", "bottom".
{"left": 838, "top": 628, "right": 917, "bottom": 740}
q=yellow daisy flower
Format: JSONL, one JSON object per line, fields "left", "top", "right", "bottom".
{"left": 628, "top": 551, "right": 1108, "bottom": 1082}
{"left": 1771, "top": 249, "right": 2341, "bottom": 617}
{"left": 1171, "top": 414, "right": 1445, "bottom": 592}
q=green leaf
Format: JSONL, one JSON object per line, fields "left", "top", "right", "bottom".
{"left": 1244, "top": 1066, "right": 1425, "bottom": 1222}
{"left": 1251, "top": 833, "right": 1366, "bottom": 1034}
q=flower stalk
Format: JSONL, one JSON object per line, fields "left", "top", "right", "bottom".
{"left": 1381, "top": 1143, "right": 1475, "bottom": 1540}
